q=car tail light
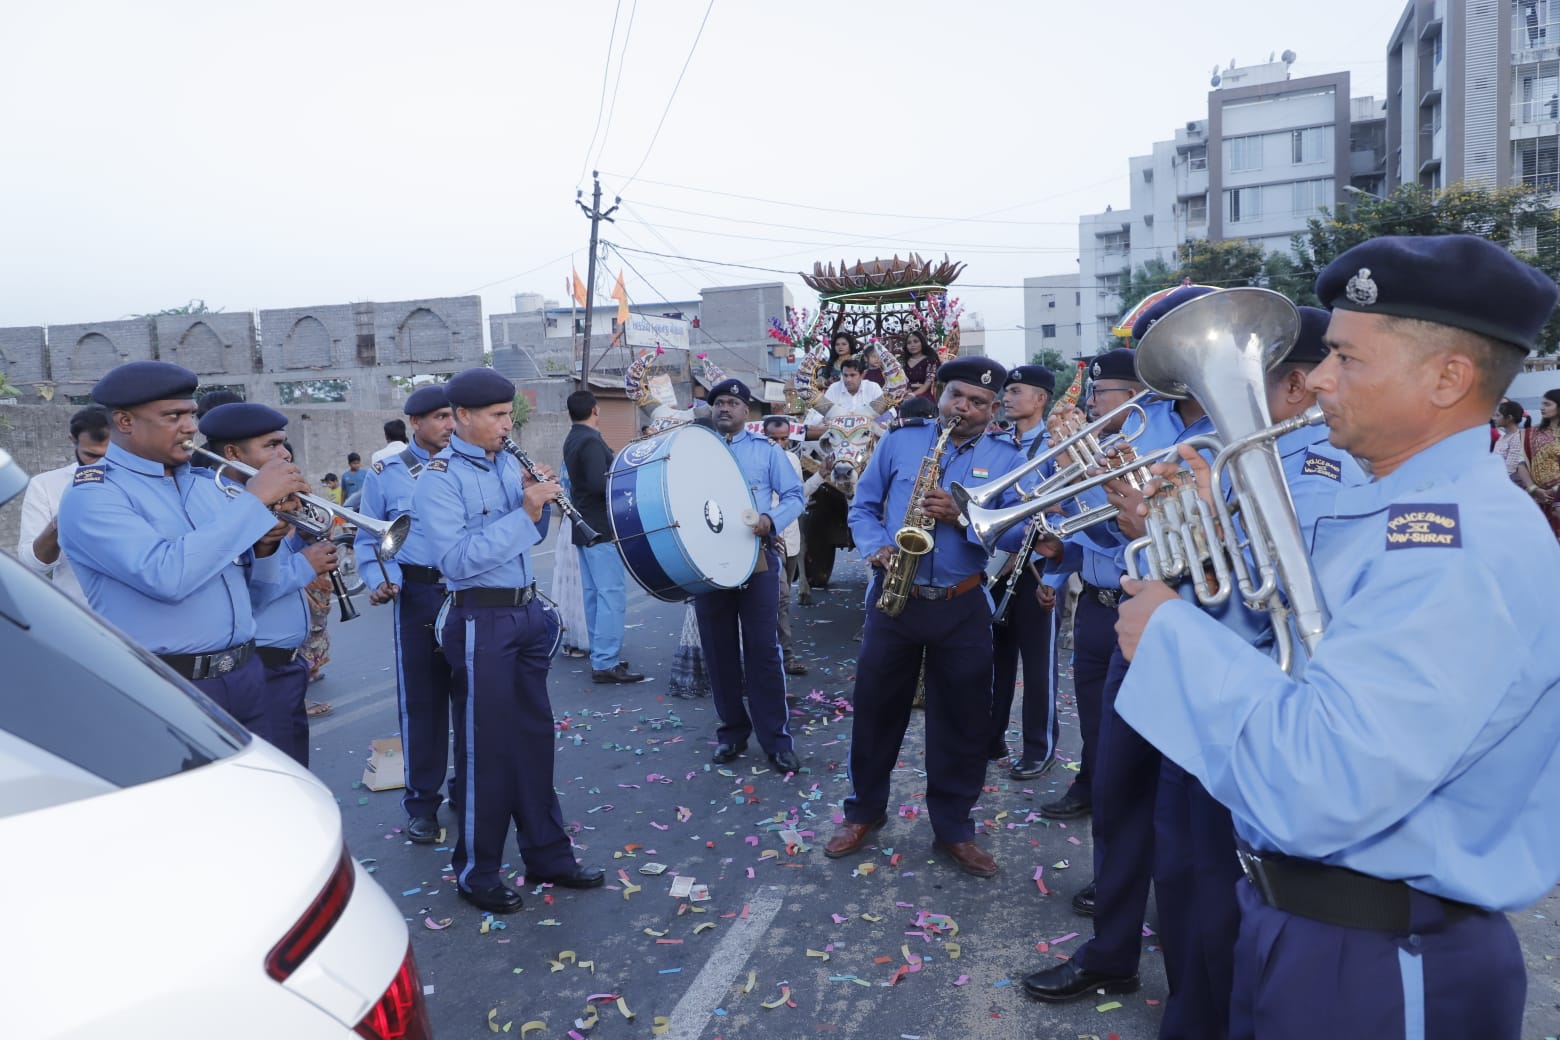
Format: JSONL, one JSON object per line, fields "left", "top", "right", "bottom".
{"left": 354, "top": 943, "right": 432, "bottom": 1040}
{"left": 265, "top": 845, "right": 356, "bottom": 982}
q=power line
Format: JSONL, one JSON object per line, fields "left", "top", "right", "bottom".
{"left": 620, "top": 0, "right": 716, "bottom": 190}
{"left": 577, "top": 0, "right": 625, "bottom": 190}
{"left": 591, "top": 0, "right": 639, "bottom": 172}
{"left": 606, "top": 241, "right": 766, "bottom": 376}
{"left": 460, "top": 250, "right": 579, "bottom": 294}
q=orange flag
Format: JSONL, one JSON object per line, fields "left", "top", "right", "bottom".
{"left": 571, "top": 268, "right": 588, "bottom": 307}
{"left": 610, "top": 271, "right": 630, "bottom": 344}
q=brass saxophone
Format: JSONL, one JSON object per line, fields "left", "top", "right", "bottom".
{"left": 875, "top": 419, "right": 958, "bottom": 617}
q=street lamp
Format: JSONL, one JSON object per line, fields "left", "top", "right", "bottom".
{"left": 1343, "top": 185, "right": 1385, "bottom": 201}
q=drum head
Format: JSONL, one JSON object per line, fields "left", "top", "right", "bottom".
{"left": 661, "top": 429, "right": 759, "bottom": 588}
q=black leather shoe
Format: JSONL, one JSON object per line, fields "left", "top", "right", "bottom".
{"left": 1039, "top": 789, "right": 1092, "bottom": 820}
{"left": 1009, "top": 756, "right": 1054, "bottom": 781}
{"left": 712, "top": 742, "right": 747, "bottom": 764}
{"left": 1021, "top": 959, "right": 1138, "bottom": 1003}
{"left": 529, "top": 864, "right": 606, "bottom": 889}
{"left": 458, "top": 882, "right": 524, "bottom": 914}
{"left": 768, "top": 750, "right": 802, "bottom": 774}
{"left": 593, "top": 662, "right": 646, "bottom": 684}
{"left": 1071, "top": 881, "right": 1097, "bottom": 917}
{"left": 406, "top": 816, "right": 440, "bottom": 844}
{"left": 987, "top": 740, "right": 1010, "bottom": 761}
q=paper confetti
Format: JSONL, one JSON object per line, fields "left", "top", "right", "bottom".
{"left": 760, "top": 985, "right": 792, "bottom": 1009}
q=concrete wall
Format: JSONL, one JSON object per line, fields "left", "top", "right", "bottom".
{"left": 155, "top": 312, "right": 258, "bottom": 380}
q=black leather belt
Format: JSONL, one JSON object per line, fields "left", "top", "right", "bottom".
{"left": 910, "top": 574, "right": 983, "bottom": 601}
{"left": 401, "top": 563, "right": 443, "bottom": 585}
{"left": 256, "top": 645, "right": 301, "bottom": 668}
{"left": 159, "top": 640, "right": 256, "bottom": 681}
{"left": 452, "top": 585, "right": 537, "bottom": 608}
{"left": 1236, "top": 847, "right": 1481, "bottom": 932}
{"left": 1081, "top": 581, "right": 1121, "bottom": 609}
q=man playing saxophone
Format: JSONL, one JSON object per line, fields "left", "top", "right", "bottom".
{"left": 824, "top": 356, "right": 1024, "bottom": 879}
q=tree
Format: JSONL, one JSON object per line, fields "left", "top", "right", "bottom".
{"left": 1175, "top": 238, "right": 1268, "bottom": 289}
{"left": 0, "top": 371, "right": 19, "bottom": 430}
{"left": 1122, "top": 258, "right": 1179, "bottom": 319}
{"left": 1290, "top": 181, "right": 1560, "bottom": 352}
{"left": 1030, "top": 347, "right": 1066, "bottom": 371}
{"left": 132, "top": 299, "right": 222, "bottom": 318}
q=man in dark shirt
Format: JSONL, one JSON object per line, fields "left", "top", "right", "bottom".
{"left": 562, "top": 390, "right": 643, "bottom": 683}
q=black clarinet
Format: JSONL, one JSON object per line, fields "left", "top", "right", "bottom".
{"left": 500, "top": 437, "right": 610, "bottom": 546}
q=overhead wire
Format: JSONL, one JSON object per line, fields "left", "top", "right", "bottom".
{"left": 590, "top": 0, "right": 639, "bottom": 172}
{"left": 606, "top": 241, "right": 766, "bottom": 376}
{"left": 620, "top": 0, "right": 717, "bottom": 191}
{"left": 576, "top": 0, "right": 625, "bottom": 189}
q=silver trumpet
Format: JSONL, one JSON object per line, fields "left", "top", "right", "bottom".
{"left": 184, "top": 441, "right": 412, "bottom": 621}
{"left": 1122, "top": 287, "right": 1328, "bottom": 673}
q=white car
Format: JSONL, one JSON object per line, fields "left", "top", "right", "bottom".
{"left": 0, "top": 448, "right": 431, "bottom": 1039}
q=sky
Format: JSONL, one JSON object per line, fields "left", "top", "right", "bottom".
{"left": 0, "top": 0, "right": 1398, "bottom": 367}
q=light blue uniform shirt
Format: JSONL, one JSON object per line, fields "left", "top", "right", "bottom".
{"left": 850, "top": 420, "right": 1025, "bottom": 587}
{"left": 355, "top": 441, "right": 440, "bottom": 589}
{"left": 411, "top": 433, "right": 550, "bottom": 592}
{"left": 1117, "top": 426, "right": 1560, "bottom": 910}
{"left": 58, "top": 441, "right": 280, "bottom": 654}
{"left": 247, "top": 530, "right": 316, "bottom": 650}
{"left": 718, "top": 428, "right": 804, "bottom": 536}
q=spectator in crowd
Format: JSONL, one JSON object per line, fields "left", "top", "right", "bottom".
{"left": 901, "top": 330, "right": 940, "bottom": 401}
{"left": 321, "top": 472, "right": 343, "bottom": 505}
{"left": 372, "top": 418, "right": 410, "bottom": 464}
{"left": 764, "top": 414, "right": 809, "bottom": 677}
{"left": 1516, "top": 388, "right": 1560, "bottom": 540}
{"left": 823, "top": 358, "right": 885, "bottom": 414}
{"left": 340, "top": 452, "right": 367, "bottom": 503}
{"left": 16, "top": 405, "right": 112, "bottom": 601}
{"left": 1492, "top": 400, "right": 1529, "bottom": 478}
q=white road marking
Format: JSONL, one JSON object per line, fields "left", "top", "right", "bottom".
{"left": 663, "top": 888, "right": 785, "bottom": 1040}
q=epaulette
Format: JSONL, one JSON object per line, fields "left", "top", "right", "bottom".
{"left": 73, "top": 464, "right": 107, "bottom": 487}
{"left": 371, "top": 460, "right": 385, "bottom": 474}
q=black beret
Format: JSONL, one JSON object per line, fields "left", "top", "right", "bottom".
{"left": 937, "top": 356, "right": 1006, "bottom": 392}
{"left": 1004, "top": 364, "right": 1056, "bottom": 394}
{"left": 446, "top": 368, "right": 516, "bottom": 409}
{"left": 707, "top": 378, "right": 752, "bottom": 405}
{"left": 1286, "top": 306, "right": 1333, "bottom": 365}
{"left": 1316, "top": 234, "right": 1559, "bottom": 351}
{"left": 1088, "top": 348, "right": 1140, "bottom": 383}
{"left": 1130, "top": 285, "right": 1220, "bottom": 343}
{"left": 198, "top": 402, "right": 288, "bottom": 441}
{"left": 404, "top": 384, "right": 450, "bottom": 416}
{"left": 91, "top": 361, "right": 199, "bottom": 409}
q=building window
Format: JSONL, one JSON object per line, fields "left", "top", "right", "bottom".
{"left": 1075, "top": 322, "right": 1082, "bottom": 337}
{"left": 1228, "top": 187, "right": 1262, "bottom": 223}
{"left": 1291, "top": 126, "right": 1330, "bottom": 164}
{"left": 1187, "top": 195, "right": 1208, "bottom": 224}
{"left": 1228, "top": 135, "right": 1262, "bottom": 172}
{"left": 1188, "top": 146, "right": 1207, "bottom": 171}
{"left": 1074, "top": 292, "right": 1081, "bottom": 305}
{"left": 1041, "top": 325, "right": 1057, "bottom": 339}
{"left": 1518, "top": 137, "right": 1559, "bottom": 191}
{"left": 1043, "top": 293, "right": 1056, "bottom": 309}
{"left": 1291, "top": 178, "right": 1335, "bottom": 215}
{"left": 278, "top": 379, "right": 351, "bottom": 404}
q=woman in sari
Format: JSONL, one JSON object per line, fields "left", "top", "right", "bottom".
{"left": 901, "top": 330, "right": 939, "bottom": 400}
{"left": 1516, "top": 388, "right": 1560, "bottom": 540}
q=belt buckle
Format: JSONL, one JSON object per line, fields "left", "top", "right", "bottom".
{"left": 213, "top": 650, "right": 237, "bottom": 676}
{"left": 1098, "top": 589, "right": 1120, "bottom": 608}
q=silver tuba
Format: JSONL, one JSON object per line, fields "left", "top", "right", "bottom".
{"left": 1125, "top": 287, "right": 1328, "bottom": 673}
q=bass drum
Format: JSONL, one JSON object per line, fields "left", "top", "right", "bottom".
{"left": 608, "top": 424, "right": 760, "bottom": 602}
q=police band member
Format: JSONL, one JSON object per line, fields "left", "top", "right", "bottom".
{"left": 696, "top": 378, "right": 806, "bottom": 773}
{"left": 356, "top": 384, "right": 458, "bottom": 844}
{"left": 1115, "top": 235, "right": 1560, "bottom": 1040}
{"left": 414, "top": 368, "right": 603, "bottom": 914}
{"left": 58, "top": 361, "right": 310, "bottom": 740}
{"left": 1026, "top": 289, "right": 1220, "bottom": 999}
{"left": 988, "top": 364, "right": 1061, "bottom": 780}
{"left": 1035, "top": 348, "right": 1145, "bottom": 827}
{"left": 198, "top": 402, "right": 338, "bottom": 767}
{"left": 825, "top": 356, "right": 1022, "bottom": 879}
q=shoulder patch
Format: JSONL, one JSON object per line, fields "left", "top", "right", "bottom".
{"left": 1300, "top": 450, "right": 1341, "bottom": 482}
{"left": 371, "top": 460, "right": 385, "bottom": 474}
{"left": 73, "top": 465, "right": 106, "bottom": 487}
{"left": 1386, "top": 503, "right": 1461, "bottom": 550}
{"left": 426, "top": 458, "right": 448, "bottom": 473}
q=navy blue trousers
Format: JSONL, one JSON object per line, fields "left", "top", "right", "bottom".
{"left": 394, "top": 580, "right": 455, "bottom": 819}
{"left": 845, "top": 582, "right": 994, "bottom": 845}
{"left": 692, "top": 547, "right": 794, "bottom": 755}
{"left": 260, "top": 653, "right": 311, "bottom": 767}
{"left": 192, "top": 653, "right": 269, "bottom": 742}
{"left": 989, "top": 568, "right": 1059, "bottom": 763}
{"left": 1062, "top": 592, "right": 1117, "bottom": 805}
{"left": 1154, "top": 761, "right": 1241, "bottom": 1040}
{"left": 1076, "top": 646, "right": 1161, "bottom": 977}
{"left": 442, "top": 599, "right": 575, "bottom": 890}
{"left": 1228, "top": 877, "right": 1523, "bottom": 1040}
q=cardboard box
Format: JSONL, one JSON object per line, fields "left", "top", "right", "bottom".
{"left": 362, "top": 737, "right": 407, "bottom": 791}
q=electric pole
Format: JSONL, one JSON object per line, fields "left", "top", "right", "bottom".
{"left": 575, "top": 171, "right": 620, "bottom": 389}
